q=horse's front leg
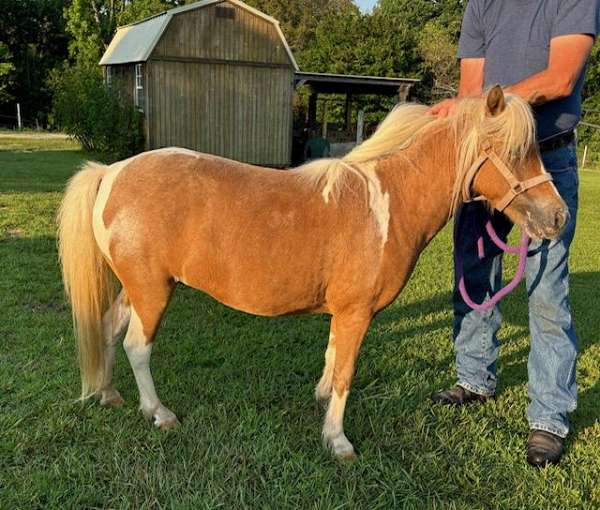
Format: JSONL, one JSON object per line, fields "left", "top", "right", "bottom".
{"left": 322, "top": 310, "right": 371, "bottom": 460}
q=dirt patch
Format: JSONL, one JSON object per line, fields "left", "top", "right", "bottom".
{"left": 6, "top": 228, "right": 24, "bottom": 238}
{"left": 0, "top": 132, "right": 72, "bottom": 140}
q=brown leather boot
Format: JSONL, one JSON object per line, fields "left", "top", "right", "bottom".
{"left": 526, "top": 430, "right": 564, "bottom": 467}
{"left": 431, "top": 385, "right": 491, "bottom": 406}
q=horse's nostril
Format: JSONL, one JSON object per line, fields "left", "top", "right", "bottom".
{"left": 554, "top": 209, "right": 566, "bottom": 230}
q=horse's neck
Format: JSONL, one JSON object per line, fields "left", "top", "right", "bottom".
{"left": 377, "top": 127, "right": 457, "bottom": 250}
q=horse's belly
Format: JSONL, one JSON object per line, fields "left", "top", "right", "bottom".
{"left": 178, "top": 261, "right": 328, "bottom": 317}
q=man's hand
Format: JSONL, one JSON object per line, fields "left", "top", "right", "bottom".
{"left": 427, "top": 98, "right": 459, "bottom": 117}
{"left": 428, "top": 58, "right": 485, "bottom": 117}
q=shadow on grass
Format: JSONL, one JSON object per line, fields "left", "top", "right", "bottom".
{"left": 0, "top": 150, "right": 95, "bottom": 193}
{"left": 375, "top": 270, "right": 600, "bottom": 442}
{"left": 5, "top": 232, "right": 599, "bottom": 447}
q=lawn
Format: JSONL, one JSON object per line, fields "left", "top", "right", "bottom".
{"left": 1, "top": 137, "right": 599, "bottom": 509}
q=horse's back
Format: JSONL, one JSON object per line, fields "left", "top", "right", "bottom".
{"left": 93, "top": 148, "right": 380, "bottom": 316}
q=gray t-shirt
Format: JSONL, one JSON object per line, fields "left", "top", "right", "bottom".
{"left": 458, "top": 0, "right": 599, "bottom": 141}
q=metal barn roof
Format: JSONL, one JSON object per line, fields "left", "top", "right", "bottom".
{"left": 99, "top": 0, "right": 298, "bottom": 69}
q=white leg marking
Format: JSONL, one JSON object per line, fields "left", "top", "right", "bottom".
{"left": 315, "top": 332, "right": 336, "bottom": 403}
{"left": 323, "top": 390, "right": 355, "bottom": 459}
{"left": 123, "top": 309, "right": 179, "bottom": 429}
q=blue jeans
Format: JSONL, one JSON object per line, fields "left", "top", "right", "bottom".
{"left": 453, "top": 142, "right": 579, "bottom": 438}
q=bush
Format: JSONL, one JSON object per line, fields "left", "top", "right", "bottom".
{"left": 50, "top": 63, "right": 144, "bottom": 161}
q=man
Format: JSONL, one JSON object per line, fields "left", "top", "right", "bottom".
{"left": 429, "top": 0, "right": 599, "bottom": 467}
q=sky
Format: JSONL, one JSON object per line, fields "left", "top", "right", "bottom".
{"left": 355, "top": 0, "right": 378, "bottom": 12}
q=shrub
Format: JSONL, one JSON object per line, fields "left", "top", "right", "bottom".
{"left": 50, "top": 63, "right": 144, "bottom": 161}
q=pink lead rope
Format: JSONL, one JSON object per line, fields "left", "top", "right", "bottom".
{"left": 455, "top": 216, "right": 530, "bottom": 313}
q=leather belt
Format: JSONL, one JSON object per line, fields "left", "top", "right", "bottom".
{"left": 538, "top": 131, "right": 575, "bottom": 154}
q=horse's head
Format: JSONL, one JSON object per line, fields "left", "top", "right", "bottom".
{"left": 459, "top": 86, "right": 567, "bottom": 240}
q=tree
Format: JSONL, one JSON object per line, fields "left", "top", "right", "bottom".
{"left": 240, "top": 0, "right": 355, "bottom": 59}
{"left": 0, "top": 0, "right": 70, "bottom": 126}
{"left": 418, "top": 21, "right": 459, "bottom": 100}
{"left": 0, "top": 43, "right": 15, "bottom": 104}
{"left": 64, "top": 0, "right": 178, "bottom": 65}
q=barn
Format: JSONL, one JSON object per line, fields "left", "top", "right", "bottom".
{"left": 100, "top": 0, "right": 297, "bottom": 167}
{"left": 100, "top": 0, "right": 419, "bottom": 167}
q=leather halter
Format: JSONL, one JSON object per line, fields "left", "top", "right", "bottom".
{"left": 461, "top": 141, "right": 552, "bottom": 212}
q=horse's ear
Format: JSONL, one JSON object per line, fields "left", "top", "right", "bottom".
{"left": 486, "top": 85, "right": 506, "bottom": 116}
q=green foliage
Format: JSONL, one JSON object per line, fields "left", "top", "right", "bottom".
{"left": 0, "top": 42, "right": 15, "bottom": 104}
{"left": 239, "top": 0, "right": 355, "bottom": 56}
{"left": 417, "top": 21, "right": 459, "bottom": 101}
{"left": 64, "top": 0, "right": 110, "bottom": 65}
{"left": 50, "top": 63, "right": 144, "bottom": 161}
{"left": 0, "top": 0, "right": 69, "bottom": 125}
{"left": 118, "top": 0, "right": 174, "bottom": 26}
{"left": 64, "top": 0, "right": 177, "bottom": 66}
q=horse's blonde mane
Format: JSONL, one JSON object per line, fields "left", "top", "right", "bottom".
{"left": 297, "top": 93, "right": 536, "bottom": 213}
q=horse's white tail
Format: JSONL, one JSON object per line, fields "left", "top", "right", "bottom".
{"left": 58, "top": 162, "right": 118, "bottom": 400}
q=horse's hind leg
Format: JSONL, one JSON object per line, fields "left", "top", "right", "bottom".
{"left": 123, "top": 280, "right": 178, "bottom": 430}
{"left": 99, "top": 290, "right": 131, "bottom": 407}
{"left": 322, "top": 310, "right": 371, "bottom": 460}
{"left": 315, "top": 327, "right": 336, "bottom": 404}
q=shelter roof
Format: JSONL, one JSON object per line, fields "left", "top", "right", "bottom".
{"left": 294, "top": 72, "right": 419, "bottom": 96}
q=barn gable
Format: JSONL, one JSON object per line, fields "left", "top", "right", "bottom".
{"left": 99, "top": 0, "right": 298, "bottom": 69}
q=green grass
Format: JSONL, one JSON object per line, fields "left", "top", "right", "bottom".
{"left": 1, "top": 135, "right": 600, "bottom": 509}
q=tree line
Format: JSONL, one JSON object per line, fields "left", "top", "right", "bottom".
{"left": 1, "top": 0, "right": 599, "bottom": 157}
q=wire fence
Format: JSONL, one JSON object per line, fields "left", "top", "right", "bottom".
{"left": 0, "top": 111, "right": 44, "bottom": 130}
{"left": 579, "top": 108, "right": 600, "bottom": 169}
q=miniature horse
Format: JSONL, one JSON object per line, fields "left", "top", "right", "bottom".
{"left": 58, "top": 87, "right": 566, "bottom": 459}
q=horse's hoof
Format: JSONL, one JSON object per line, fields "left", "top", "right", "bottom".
{"left": 157, "top": 417, "right": 180, "bottom": 431}
{"left": 100, "top": 389, "right": 125, "bottom": 407}
{"left": 326, "top": 433, "right": 356, "bottom": 460}
{"left": 336, "top": 449, "right": 357, "bottom": 461}
{"left": 153, "top": 406, "right": 180, "bottom": 430}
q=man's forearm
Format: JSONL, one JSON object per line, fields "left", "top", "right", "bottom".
{"left": 504, "top": 69, "right": 576, "bottom": 105}
{"left": 505, "top": 34, "right": 594, "bottom": 106}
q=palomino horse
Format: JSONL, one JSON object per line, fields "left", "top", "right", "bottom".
{"left": 58, "top": 87, "right": 566, "bottom": 459}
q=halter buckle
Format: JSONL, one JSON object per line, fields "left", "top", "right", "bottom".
{"left": 512, "top": 182, "right": 524, "bottom": 195}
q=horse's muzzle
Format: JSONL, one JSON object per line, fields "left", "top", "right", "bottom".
{"left": 524, "top": 201, "right": 568, "bottom": 240}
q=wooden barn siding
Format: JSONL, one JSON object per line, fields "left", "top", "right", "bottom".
{"left": 152, "top": 2, "right": 290, "bottom": 66}
{"left": 110, "top": 64, "right": 135, "bottom": 102}
{"left": 147, "top": 59, "right": 293, "bottom": 166}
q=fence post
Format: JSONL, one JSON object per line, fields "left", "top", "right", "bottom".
{"left": 356, "top": 110, "right": 365, "bottom": 144}
{"left": 16, "top": 103, "right": 22, "bottom": 130}
{"left": 322, "top": 100, "right": 328, "bottom": 139}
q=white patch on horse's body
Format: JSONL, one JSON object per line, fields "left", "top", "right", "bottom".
{"left": 300, "top": 159, "right": 390, "bottom": 244}
{"left": 123, "top": 308, "right": 179, "bottom": 429}
{"left": 364, "top": 164, "right": 390, "bottom": 244}
{"left": 92, "top": 157, "right": 134, "bottom": 262}
{"left": 323, "top": 389, "right": 354, "bottom": 459}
